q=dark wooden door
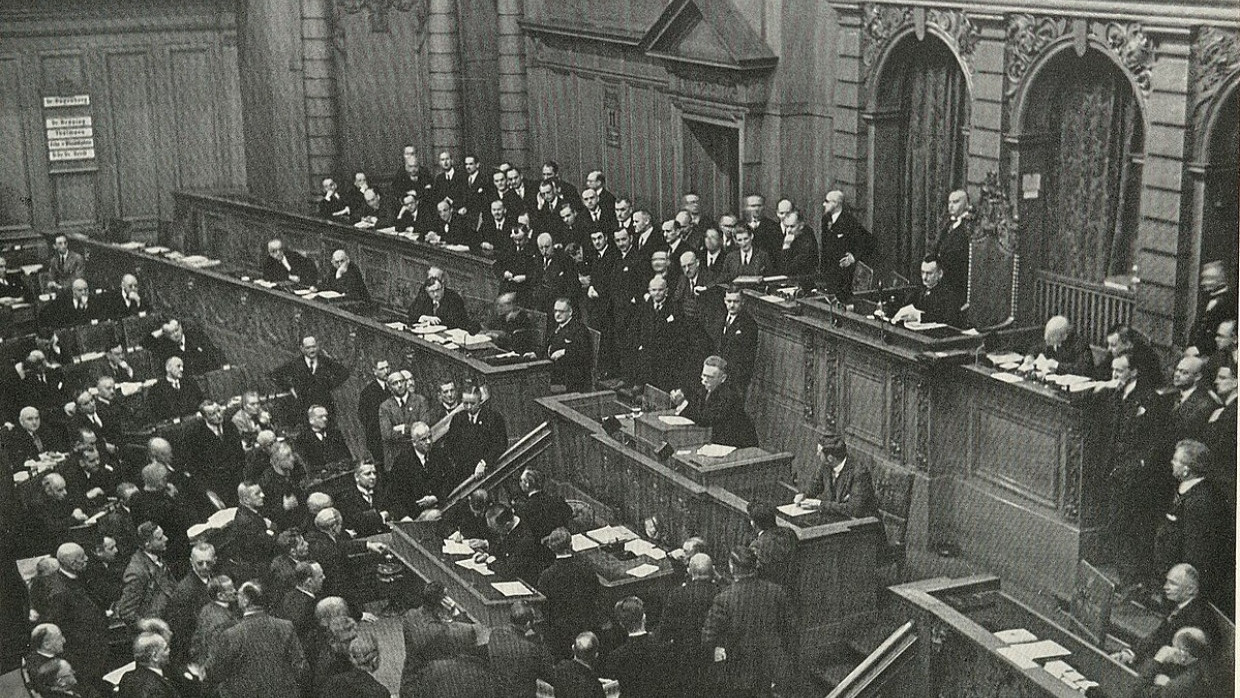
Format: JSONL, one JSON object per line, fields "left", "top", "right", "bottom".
{"left": 682, "top": 118, "right": 738, "bottom": 222}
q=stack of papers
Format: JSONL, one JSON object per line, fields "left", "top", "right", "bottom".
{"left": 252, "top": 279, "right": 278, "bottom": 288}
{"left": 316, "top": 290, "right": 344, "bottom": 299}
{"left": 990, "top": 372, "right": 1023, "bottom": 384}
{"left": 444, "top": 244, "right": 471, "bottom": 252}
{"left": 76, "top": 351, "right": 105, "bottom": 363}
{"left": 904, "top": 321, "right": 947, "bottom": 331}
{"left": 377, "top": 226, "right": 397, "bottom": 234}
{"left": 442, "top": 539, "right": 474, "bottom": 556}
{"left": 987, "top": 352, "right": 1025, "bottom": 365}
{"left": 759, "top": 294, "right": 787, "bottom": 303}
{"left": 143, "top": 246, "right": 170, "bottom": 254}
{"left": 994, "top": 628, "right": 1038, "bottom": 644}
{"left": 384, "top": 321, "right": 408, "bottom": 331}
{"left": 444, "top": 328, "right": 471, "bottom": 344}
{"left": 456, "top": 558, "right": 494, "bottom": 576}
{"left": 570, "top": 534, "right": 600, "bottom": 552}
{"left": 491, "top": 580, "right": 534, "bottom": 596}
{"left": 777, "top": 500, "right": 820, "bottom": 517}
{"left": 586, "top": 525, "right": 638, "bottom": 545}
{"left": 626, "top": 563, "right": 660, "bottom": 578}
{"left": 696, "top": 444, "right": 736, "bottom": 458}
{"left": 463, "top": 334, "right": 492, "bottom": 348}
{"left": 624, "top": 539, "right": 667, "bottom": 560}
{"left": 658, "top": 415, "right": 694, "bottom": 426}
{"left": 1008, "top": 639, "right": 1070, "bottom": 660}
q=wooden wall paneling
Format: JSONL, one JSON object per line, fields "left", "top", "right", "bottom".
{"left": 103, "top": 48, "right": 160, "bottom": 227}
{"left": 455, "top": 0, "right": 500, "bottom": 165}
{"left": 0, "top": 54, "right": 34, "bottom": 235}
{"left": 168, "top": 46, "right": 222, "bottom": 192}
{"left": 40, "top": 51, "right": 98, "bottom": 230}
{"left": 216, "top": 40, "right": 246, "bottom": 189}
{"left": 576, "top": 75, "right": 601, "bottom": 188}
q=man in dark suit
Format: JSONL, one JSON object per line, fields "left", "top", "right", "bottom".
{"left": 222, "top": 482, "right": 284, "bottom": 581}
{"left": 262, "top": 238, "right": 318, "bottom": 286}
{"left": 45, "top": 234, "right": 85, "bottom": 292}
{"left": 661, "top": 553, "right": 721, "bottom": 692}
{"left": 541, "top": 160, "right": 579, "bottom": 209}
{"left": 407, "top": 274, "right": 477, "bottom": 331}
{"left": 671, "top": 355, "right": 758, "bottom": 449}
{"left": 719, "top": 228, "right": 773, "bottom": 282}
{"left": 1187, "top": 260, "right": 1236, "bottom": 356}
{"left": 819, "top": 191, "right": 876, "bottom": 300}
{"left": 165, "top": 541, "right": 217, "bottom": 670}
{"left": 480, "top": 291, "right": 537, "bottom": 355}
{"left": 355, "top": 187, "right": 396, "bottom": 229}
{"left": 396, "top": 190, "right": 431, "bottom": 236}
{"left": 459, "top": 154, "right": 490, "bottom": 221}
{"left": 796, "top": 432, "right": 878, "bottom": 519}
{"left": 443, "top": 384, "right": 508, "bottom": 481}
{"left": 386, "top": 422, "right": 452, "bottom": 519}
{"left": 335, "top": 461, "right": 388, "bottom": 537}
{"left": 578, "top": 186, "right": 616, "bottom": 239}
{"left": 1205, "top": 362, "right": 1237, "bottom": 503}
{"left": 191, "top": 575, "right": 238, "bottom": 672}
{"left": 535, "top": 528, "right": 598, "bottom": 658}
{"left": 495, "top": 213, "right": 538, "bottom": 300}
{"left": 97, "top": 273, "right": 144, "bottom": 319}
{"left": 608, "top": 228, "right": 646, "bottom": 378}
{"left": 320, "top": 249, "right": 371, "bottom": 303}
{"left": 321, "top": 633, "right": 389, "bottom": 698}
{"left": 894, "top": 255, "right": 966, "bottom": 328}
{"left": 426, "top": 198, "right": 474, "bottom": 247}
{"left": 357, "top": 358, "right": 391, "bottom": 464}
{"left": 585, "top": 171, "right": 616, "bottom": 217}
{"left": 1166, "top": 356, "right": 1219, "bottom": 445}
{"left": 931, "top": 189, "right": 974, "bottom": 300}
{"left": 4, "top": 406, "right": 65, "bottom": 467}
{"left": 604, "top": 596, "right": 675, "bottom": 698}
{"left": 431, "top": 150, "right": 468, "bottom": 211}
{"left": 317, "top": 177, "right": 351, "bottom": 220}
{"left": 552, "top": 631, "right": 605, "bottom": 698}
{"left": 775, "top": 210, "right": 819, "bottom": 278}
{"left": 1114, "top": 563, "right": 1215, "bottom": 673}
{"left": 42, "top": 543, "right": 110, "bottom": 687}
{"left": 741, "top": 196, "right": 783, "bottom": 259}
{"left": 631, "top": 210, "right": 665, "bottom": 262}
{"left": 514, "top": 468, "right": 572, "bottom": 542}
{"left": 479, "top": 503, "right": 552, "bottom": 587}
{"left": 271, "top": 335, "right": 349, "bottom": 418}
{"left": 699, "top": 226, "right": 729, "bottom": 286}
{"left": 145, "top": 356, "right": 203, "bottom": 423}
{"left": 205, "top": 580, "right": 309, "bottom": 697}
{"left": 146, "top": 317, "right": 219, "bottom": 376}
{"left": 82, "top": 534, "right": 124, "bottom": 611}
{"left": 182, "top": 399, "right": 246, "bottom": 504}
{"left": 276, "top": 560, "right": 323, "bottom": 654}
{"left": 0, "top": 255, "right": 31, "bottom": 300}
{"left": 487, "top": 600, "right": 554, "bottom": 698}
{"left": 43, "top": 278, "right": 102, "bottom": 328}
{"left": 116, "top": 631, "right": 179, "bottom": 698}
{"left": 746, "top": 502, "right": 798, "bottom": 589}
{"left": 293, "top": 404, "right": 351, "bottom": 471}
{"left": 1022, "top": 315, "right": 1093, "bottom": 377}
{"left": 391, "top": 146, "right": 434, "bottom": 199}
{"left": 546, "top": 298, "right": 594, "bottom": 393}
{"left": 306, "top": 507, "right": 388, "bottom": 603}
{"left": 702, "top": 545, "right": 795, "bottom": 696}
{"left": 504, "top": 166, "right": 537, "bottom": 215}
{"left": 532, "top": 232, "right": 579, "bottom": 315}
{"left": 1155, "top": 440, "right": 1234, "bottom": 609}
{"left": 716, "top": 288, "right": 758, "bottom": 393}
{"left": 635, "top": 275, "right": 688, "bottom": 391}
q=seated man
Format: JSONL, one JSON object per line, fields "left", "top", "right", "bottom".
{"left": 1138, "top": 627, "right": 1220, "bottom": 696}
{"left": 669, "top": 355, "right": 758, "bottom": 449}
{"left": 262, "top": 239, "right": 318, "bottom": 285}
{"left": 355, "top": 188, "right": 396, "bottom": 229}
{"left": 514, "top": 467, "right": 572, "bottom": 542}
{"left": 231, "top": 390, "right": 272, "bottom": 443}
{"left": 407, "top": 273, "right": 476, "bottom": 332}
{"left": 794, "top": 432, "right": 877, "bottom": 519}
{"left": 475, "top": 503, "right": 552, "bottom": 585}
{"left": 0, "top": 256, "right": 32, "bottom": 300}
{"left": 42, "top": 278, "right": 101, "bottom": 328}
{"left": 147, "top": 318, "right": 221, "bottom": 375}
{"left": 98, "top": 273, "right": 144, "bottom": 319}
{"left": 1022, "top": 315, "right": 1093, "bottom": 376}
{"left": 4, "top": 406, "right": 67, "bottom": 466}
{"left": 319, "top": 249, "right": 371, "bottom": 303}
{"left": 145, "top": 356, "right": 204, "bottom": 423}
{"left": 1113, "top": 564, "right": 1215, "bottom": 674}
{"left": 479, "top": 291, "right": 535, "bottom": 355}
{"left": 317, "top": 177, "right": 351, "bottom": 220}
{"left": 334, "top": 461, "right": 389, "bottom": 538}
{"left": 892, "top": 254, "right": 966, "bottom": 328}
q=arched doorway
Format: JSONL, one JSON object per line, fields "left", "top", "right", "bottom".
{"left": 866, "top": 34, "right": 971, "bottom": 279}
{"left": 1017, "top": 49, "right": 1145, "bottom": 286}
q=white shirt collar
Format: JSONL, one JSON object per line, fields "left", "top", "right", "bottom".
{"left": 832, "top": 458, "right": 847, "bottom": 479}
{"left": 1178, "top": 477, "right": 1205, "bottom": 495}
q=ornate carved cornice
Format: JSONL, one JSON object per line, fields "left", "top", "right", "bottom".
{"left": 860, "top": 4, "right": 981, "bottom": 84}
{"left": 1004, "top": 14, "right": 1159, "bottom": 99}
{"left": 1190, "top": 26, "right": 1240, "bottom": 155}
{"left": 862, "top": 5, "right": 914, "bottom": 72}
{"left": 336, "top": 0, "right": 425, "bottom": 33}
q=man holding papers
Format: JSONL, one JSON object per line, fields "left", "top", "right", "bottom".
{"left": 670, "top": 356, "right": 758, "bottom": 449}
{"left": 794, "top": 433, "right": 877, "bottom": 519}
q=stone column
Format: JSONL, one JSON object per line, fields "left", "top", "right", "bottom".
{"left": 496, "top": 0, "right": 530, "bottom": 168}
{"left": 427, "top": 0, "right": 464, "bottom": 155}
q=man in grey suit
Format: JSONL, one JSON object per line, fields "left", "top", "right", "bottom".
{"left": 378, "top": 371, "right": 430, "bottom": 473}
{"left": 206, "top": 580, "right": 308, "bottom": 697}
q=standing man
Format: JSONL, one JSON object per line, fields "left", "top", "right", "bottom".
{"left": 819, "top": 190, "right": 875, "bottom": 301}
{"left": 1187, "top": 261, "right": 1236, "bottom": 356}
{"left": 443, "top": 384, "right": 508, "bottom": 484}
{"left": 635, "top": 276, "right": 687, "bottom": 391}
{"left": 271, "top": 335, "right": 350, "bottom": 419}
{"left": 546, "top": 298, "right": 594, "bottom": 393}
{"left": 670, "top": 356, "right": 758, "bottom": 449}
{"left": 116, "top": 522, "right": 176, "bottom": 627}
{"left": 742, "top": 195, "right": 783, "bottom": 259}
{"left": 1155, "top": 440, "right": 1234, "bottom": 610}
{"left": 716, "top": 288, "right": 758, "bottom": 394}
{"left": 701, "top": 546, "right": 794, "bottom": 697}
{"left": 45, "top": 234, "right": 85, "bottom": 292}
{"left": 357, "top": 358, "right": 391, "bottom": 464}
{"left": 776, "top": 211, "right": 819, "bottom": 278}
{"left": 933, "top": 189, "right": 974, "bottom": 300}
{"left": 378, "top": 371, "right": 429, "bottom": 473}
{"left": 205, "top": 580, "right": 308, "bottom": 697}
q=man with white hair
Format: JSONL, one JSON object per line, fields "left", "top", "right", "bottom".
{"left": 25, "top": 623, "right": 65, "bottom": 677}
{"left": 147, "top": 317, "right": 219, "bottom": 375}
{"left": 1156, "top": 441, "right": 1233, "bottom": 609}
{"left": 1022, "top": 315, "right": 1092, "bottom": 376}
{"left": 44, "top": 278, "right": 99, "bottom": 328}
{"left": 307, "top": 507, "right": 387, "bottom": 601}
{"left": 932, "top": 189, "right": 973, "bottom": 299}
{"left": 819, "top": 190, "right": 874, "bottom": 301}
{"left": 317, "top": 177, "right": 350, "bottom": 219}
{"left": 3, "top": 405, "right": 65, "bottom": 464}
{"left": 378, "top": 370, "right": 430, "bottom": 472}
{"left": 116, "top": 630, "right": 177, "bottom": 695}
{"left": 145, "top": 356, "right": 203, "bottom": 422}
{"left": 320, "top": 249, "right": 371, "bottom": 302}
{"left": 42, "top": 542, "right": 109, "bottom": 686}
{"left": 39, "top": 472, "right": 88, "bottom": 539}
{"left": 100, "top": 272, "right": 143, "bottom": 318}
{"left": 262, "top": 238, "right": 318, "bottom": 285}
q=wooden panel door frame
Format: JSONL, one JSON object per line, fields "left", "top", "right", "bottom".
{"left": 0, "top": 50, "right": 37, "bottom": 239}
{"left": 680, "top": 112, "right": 742, "bottom": 221}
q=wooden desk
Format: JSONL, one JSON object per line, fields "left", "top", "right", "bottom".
{"left": 537, "top": 390, "right": 882, "bottom": 657}
{"left": 885, "top": 575, "right": 1142, "bottom": 697}
{"left": 72, "top": 238, "right": 551, "bottom": 454}
{"left": 171, "top": 191, "right": 502, "bottom": 314}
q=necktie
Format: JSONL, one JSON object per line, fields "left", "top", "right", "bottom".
{"left": 432, "top": 301, "right": 439, "bottom": 315}
{"left": 742, "top": 252, "right": 750, "bottom": 266}
{"left": 172, "top": 380, "right": 180, "bottom": 390}
{"left": 544, "top": 258, "right": 551, "bottom": 270}
{"left": 310, "top": 360, "right": 317, "bottom": 375}
{"left": 362, "top": 489, "right": 372, "bottom": 505}
{"left": 32, "top": 433, "right": 42, "bottom": 451}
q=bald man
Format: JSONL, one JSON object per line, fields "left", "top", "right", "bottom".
{"left": 100, "top": 273, "right": 143, "bottom": 318}
{"left": 320, "top": 249, "right": 371, "bottom": 303}
{"left": 43, "top": 277, "right": 99, "bottom": 327}
{"left": 819, "top": 190, "right": 874, "bottom": 301}
{"left": 262, "top": 238, "right": 318, "bottom": 285}
{"left": 635, "top": 275, "right": 688, "bottom": 390}
{"left": 43, "top": 542, "right": 110, "bottom": 685}
{"left": 1166, "top": 356, "right": 1218, "bottom": 444}
{"left": 146, "top": 356, "right": 204, "bottom": 423}
{"left": 932, "top": 189, "right": 973, "bottom": 298}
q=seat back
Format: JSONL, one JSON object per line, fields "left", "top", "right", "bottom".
{"left": 851, "top": 260, "right": 875, "bottom": 294}
{"left": 868, "top": 458, "right": 914, "bottom": 548}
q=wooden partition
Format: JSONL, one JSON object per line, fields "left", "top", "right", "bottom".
{"left": 536, "top": 391, "right": 882, "bottom": 656}
{"left": 74, "top": 237, "right": 550, "bottom": 456}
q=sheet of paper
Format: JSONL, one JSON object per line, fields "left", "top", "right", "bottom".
{"left": 491, "top": 581, "right": 534, "bottom": 596}
{"left": 571, "top": 534, "right": 600, "bottom": 552}
{"left": 759, "top": 294, "right": 787, "bottom": 304}
{"left": 904, "top": 321, "right": 947, "bottom": 331}
{"left": 456, "top": 558, "right": 494, "bottom": 576}
{"left": 697, "top": 444, "right": 737, "bottom": 458}
{"left": 994, "top": 628, "right": 1038, "bottom": 644}
{"left": 20, "top": 263, "right": 44, "bottom": 274}
{"left": 316, "top": 290, "right": 344, "bottom": 299}
{"left": 659, "top": 415, "right": 694, "bottom": 426}
{"left": 444, "top": 244, "right": 471, "bottom": 252}
{"left": 378, "top": 226, "right": 397, "bottom": 233}
{"left": 995, "top": 646, "right": 1038, "bottom": 670}
{"left": 777, "top": 503, "right": 815, "bottom": 517}
{"left": 442, "top": 540, "right": 474, "bottom": 556}
{"left": 103, "top": 661, "right": 136, "bottom": 685}
{"left": 990, "top": 372, "right": 1023, "bottom": 384}
{"left": 987, "top": 352, "right": 1025, "bottom": 365}
{"left": 626, "top": 563, "right": 660, "bottom": 578}
{"left": 384, "top": 321, "right": 408, "bottom": 331}
{"left": 1009, "top": 639, "right": 1070, "bottom": 660}
{"left": 206, "top": 508, "right": 237, "bottom": 529}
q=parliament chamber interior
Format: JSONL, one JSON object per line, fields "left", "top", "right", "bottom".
{"left": 0, "top": 0, "right": 1237, "bottom": 696}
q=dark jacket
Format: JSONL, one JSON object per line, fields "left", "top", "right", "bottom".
{"left": 635, "top": 298, "right": 688, "bottom": 391}
{"left": 820, "top": 209, "right": 876, "bottom": 299}
{"left": 443, "top": 405, "right": 508, "bottom": 471}
{"left": 115, "top": 664, "right": 179, "bottom": 698}
{"left": 271, "top": 353, "right": 349, "bottom": 415}
{"left": 145, "top": 377, "right": 204, "bottom": 424}
{"left": 321, "top": 668, "right": 389, "bottom": 698}
{"left": 293, "top": 426, "right": 351, "bottom": 471}
{"left": 551, "top": 658, "right": 604, "bottom": 698}
{"left": 43, "top": 571, "right": 110, "bottom": 683}
{"left": 486, "top": 625, "right": 554, "bottom": 698}
{"left": 701, "top": 575, "right": 795, "bottom": 693}
{"left": 910, "top": 282, "right": 966, "bottom": 328}
{"left": 800, "top": 458, "right": 879, "bottom": 519}
{"left": 716, "top": 310, "right": 758, "bottom": 390}
{"left": 206, "top": 610, "right": 308, "bottom": 698}
{"left": 357, "top": 379, "right": 390, "bottom": 464}
{"left": 604, "top": 632, "right": 676, "bottom": 698}
{"left": 261, "top": 250, "right": 318, "bottom": 286}
{"left": 537, "top": 555, "right": 601, "bottom": 657}
{"left": 546, "top": 318, "right": 593, "bottom": 393}
{"left": 320, "top": 263, "right": 371, "bottom": 303}
{"left": 681, "top": 381, "right": 758, "bottom": 448}
{"left": 776, "top": 230, "right": 819, "bottom": 278}
{"left": 407, "top": 287, "right": 476, "bottom": 332}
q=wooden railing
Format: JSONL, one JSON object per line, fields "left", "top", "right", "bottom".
{"left": 1032, "top": 271, "right": 1134, "bottom": 347}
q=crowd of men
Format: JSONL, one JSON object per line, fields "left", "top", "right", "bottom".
{"left": 1, "top": 144, "right": 1235, "bottom": 697}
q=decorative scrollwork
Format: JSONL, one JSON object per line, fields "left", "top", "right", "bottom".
{"left": 1005, "top": 14, "right": 1070, "bottom": 98}
{"left": 1063, "top": 427, "right": 1083, "bottom": 522}
{"left": 337, "top": 0, "right": 423, "bottom": 33}
{"left": 1191, "top": 27, "right": 1240, "bottom": 151}
{"left": 862, "top": 4, "right": 913, "bottom": 72}
{"left": 1105, "top": 22, "right": 1157, "bottom": 95}
{"left": 889, "top": 372, "right": 905, "bottom": 459}
{"left": 975, "top": 171, "right": 1019, "bottom": 255}
{"left": 915, "top": 377, "right": 930, "bottom": 470}
{"left": 823, "top": 344, "right": 840, "bottom": 429}
{"left": 802, "top": 328, "right": 817, "bottom": 422}
{"left": 927, "top": 8, "right": 981, "bottom": 73}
